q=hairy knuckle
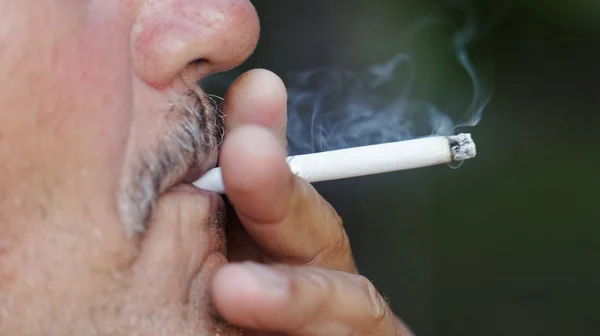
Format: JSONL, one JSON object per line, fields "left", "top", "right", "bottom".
{"left": 310, "top": 228, "right": 352, "bottom": 270}
{"left": 357, "top": 275, "right": 388, "bottom": 327}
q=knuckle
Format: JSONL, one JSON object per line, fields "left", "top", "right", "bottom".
{"left": 306, "top": 269, "right": 337, "bottom": 305}
{"left": 357, "top": 275, "right": 389, "bottom": 327}
{"left": 322, "top": 198, "right": 344, "bottom": 228}
{"left": 331, "top": 207, "right": 344, "bottom": 228}
{"left": 322, "top": 200, "right": 346, "bottom": 247}
{"left": 310, "top": 227, "right": 353, "bottom": 270}
{"left": 283, "top": 269, "right": 334, "bottom": 330}
{"left": 307, "top": 269, "right": 335, "bottom": 292}
{"left": 329, "top": 230, "right": 351, "bottom": 258}
{"left": 319, "top": 198, "right": 347, "bottom": 238}
{"left": 288, "top": 267, "right": 334, "bottom": 302}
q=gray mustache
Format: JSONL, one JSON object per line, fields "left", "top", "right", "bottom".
{"left": 116, "top": 88, "right": 223, "bottom": 237}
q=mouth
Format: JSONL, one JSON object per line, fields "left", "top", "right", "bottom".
{"left": 172, "top": 84, "right": 224, "bottom": 188}
{"left": 180, "top": 158, "right": 216, "bottom": 186}
{"left": 157, "top": 149, "right": 228, "bottom": 258}
{"left": 117, "top": 82, "right": 225, "bottom": 237}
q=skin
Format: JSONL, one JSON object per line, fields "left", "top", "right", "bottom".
{"left": 0, "top": 0, "right": 414, "bottom": 335}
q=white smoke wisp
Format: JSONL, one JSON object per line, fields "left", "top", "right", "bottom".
{"left": 452, "top": 6, "right": 493, "bottom": 129}
{"left": 285, "top": 8, "right": 493, "bottom": 156}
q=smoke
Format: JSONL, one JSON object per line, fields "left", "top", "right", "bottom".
{"left": 285, "top": 6, "right": 493, "bottom": 155}
{"left": 452, "top": 6, "right": 491, "bottom": 129}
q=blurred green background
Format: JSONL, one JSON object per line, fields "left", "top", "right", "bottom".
{"left": 206, "top": 1, "right": 600, "bottom": 335}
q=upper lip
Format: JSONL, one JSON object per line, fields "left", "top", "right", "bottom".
{"left": 166, "top": 83, "right": 221, "bottom": 190}
{"left": 117, "top": 81, "right": 222, "bottom": 237}
{"left": 181, "top": 160, "right": 215, "bottom": 186}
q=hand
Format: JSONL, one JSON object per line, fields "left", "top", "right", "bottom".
{"left": 210, "top": 69, "right": 415, "bottom": 336}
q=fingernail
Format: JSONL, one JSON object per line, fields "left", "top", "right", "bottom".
{"left": 240, "top": 263, "right": 287, "bottom": 288}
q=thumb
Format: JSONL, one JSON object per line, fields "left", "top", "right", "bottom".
{"left": 210, "top": 262, "right": 414, "bottom": 336}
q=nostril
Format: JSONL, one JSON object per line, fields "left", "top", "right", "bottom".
{"left": 192, "top": 58, "right": 207, "bottom": 66}
{"left": 195, "top": 58, "right": 222, "bottom": 79}
{"left": 193, "top": 58, "right": 209, "bottom": 72}
{"left": 181, "top": 59, "right": 210, "bottom": 86}
{"left": 133, "top": 0, "right": 259, "bottom": 89}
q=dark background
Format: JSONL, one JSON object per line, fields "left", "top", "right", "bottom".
{"left": 207, "top": 1, "right": 600, "bottom": 335}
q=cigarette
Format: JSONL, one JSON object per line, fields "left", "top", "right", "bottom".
{"left": 193, "top": 133, "right": 476, "bottom": 194}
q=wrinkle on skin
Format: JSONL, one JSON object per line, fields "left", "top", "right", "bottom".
{"left": 0, "top": 0, "right": 259, "bottom": 334}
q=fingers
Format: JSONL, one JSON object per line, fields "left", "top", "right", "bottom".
{"left": 221, "top": 68, "right": 288, "bottom": 145}
{"left": 220, "top": 68, "right": 355, "bottom": 272}
{"left": 220, "top": 125, "right": 356, "bottom": 273}
{"left": 211, "top": 262, "right": 414, "bottom": 336}
{"left": 218, "top": 68, "right": 288, "bottom": 264}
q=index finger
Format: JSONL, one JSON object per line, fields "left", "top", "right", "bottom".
{"left": 220, "top": 125, "right": 357, "bottom": 273}
{"left": 220, "top": 68, "right": 288, "bottom": 145}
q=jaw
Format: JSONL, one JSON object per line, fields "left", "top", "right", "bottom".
{"left": 0, "top": 182, "right": 234, "bottom": 336}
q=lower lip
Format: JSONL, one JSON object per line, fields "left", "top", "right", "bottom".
{"left": 168, "top": 182, "right": 227, "bottom": 253}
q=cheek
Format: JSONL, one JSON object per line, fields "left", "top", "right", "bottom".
{"left": 1, "top": 2, "right": 134, "bottom": 203}
{"left": 0, "top": 1, "right": 143, "bottom": 319}
{"left": 48, "top": 21, "right": 133, "bottom": 168}
{"left": 0, "top": 2, "right": 139, "bottom": 245}
{"left": 41, "top": 12, "right": 144, "bottom": 252}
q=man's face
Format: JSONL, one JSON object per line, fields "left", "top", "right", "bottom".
{"left": 0, "top": 0, "right": 259, "bottom": 334}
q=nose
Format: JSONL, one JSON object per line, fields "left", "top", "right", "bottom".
{"left": 132, "top": 0, "right": 260, "bottom": 88}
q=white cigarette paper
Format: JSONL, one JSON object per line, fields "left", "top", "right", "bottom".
{"left": 193, "top": 133, "right": 476, "bottom": 194}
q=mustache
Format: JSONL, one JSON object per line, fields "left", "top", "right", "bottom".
{"left": 117, "top": 87, "right": 224, "bottom": 237}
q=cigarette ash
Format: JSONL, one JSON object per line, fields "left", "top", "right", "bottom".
{"left": 285, "top": 6, "right": 493, "bottom": 156}
{"left": 448, "top": 133, "right": 477, "bottom": 161}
